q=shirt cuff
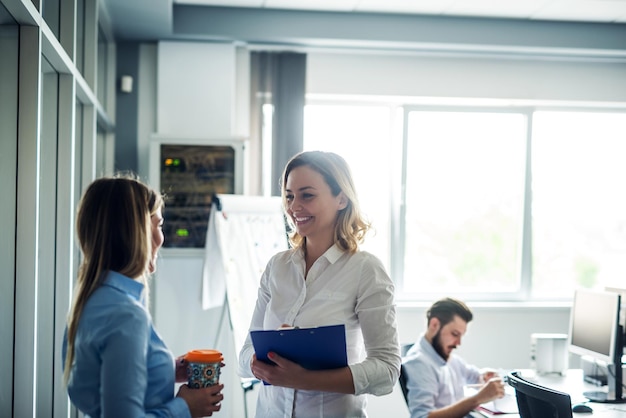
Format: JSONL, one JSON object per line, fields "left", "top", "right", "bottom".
{"left": 349, "top": 363, "right": 367, "bottom": 395}
{"left": 349, "top": 362, "right": 395, "bottom": 396}
{"left": 348, "top": 360, "right": 396, "bottom": 396}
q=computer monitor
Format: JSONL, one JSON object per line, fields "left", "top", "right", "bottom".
{"left": 568, "top": 289, "right": 623, "bottom": 403}
{"left": 605, "top": 286, "right": 626, "bottom": 347}
{"left": 507, "top": 371, "right": 572, "bottom": 418}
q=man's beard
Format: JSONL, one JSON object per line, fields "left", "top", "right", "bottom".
{"left": 432, "top": 329, "right": 452, "bottom": 361}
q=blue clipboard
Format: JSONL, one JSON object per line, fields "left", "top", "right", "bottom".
{"left": 250, "top": 324, "right": 348, "bottom": 372}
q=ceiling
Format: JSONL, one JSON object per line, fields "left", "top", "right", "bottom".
{"left": 102, "top": 0, "right": 626, "bottom": 44}
{"left": 175, "top": 0, "right": 626, "bottom": 23}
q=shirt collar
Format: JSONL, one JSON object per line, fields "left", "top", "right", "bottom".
{"left": 420, "top": 333, "right": 447, "bottom": 366}
{"left": 292, "top": 243, "right": 346, "bottom": 264}
{"left": 324, "top": 243, "right": 345, "bottom": 263}
{"left": 103, "top": 270, "right": 145, "bottom": 303}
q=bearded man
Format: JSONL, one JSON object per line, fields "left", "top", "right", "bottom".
{"left": 402, "top": 297, "right": 505, "bottom": 418}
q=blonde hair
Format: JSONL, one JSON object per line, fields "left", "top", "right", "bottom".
{"left": 63, "top": 175, "right": 163, "bottom": 384}
{"left": 280, "top": 151, "right": 370, "bottom": 253}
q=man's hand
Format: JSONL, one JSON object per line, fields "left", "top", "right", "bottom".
{"left": 475, "top": 377, "right": 506, "bottom": 405}
{"left": 480, "top": 368, "right": 499, "bottom": 382}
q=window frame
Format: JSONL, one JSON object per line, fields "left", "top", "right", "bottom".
{"left": 301, "top": 97, "right": 626, "bottom": 302}
{"left": 395, "top": 105, "right": 534, "bottom": 302}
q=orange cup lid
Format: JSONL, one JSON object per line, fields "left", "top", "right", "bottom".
{"left": 185, "top": 349, "right": 223, "bottom": 363}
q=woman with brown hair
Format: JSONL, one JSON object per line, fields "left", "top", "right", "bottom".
{"left": 63, "top": 175, "right": 223, "bottom": 417}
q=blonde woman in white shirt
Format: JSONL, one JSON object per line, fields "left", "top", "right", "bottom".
{"left": 238, "top": 150, "right": 401, "bottom": 418}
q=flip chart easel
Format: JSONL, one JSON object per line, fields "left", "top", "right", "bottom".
{"left": 202, "top": 194, "right": 288, "bottom": 417}
{"left": 202, "top": 193, "right": 289, "bottom": 360}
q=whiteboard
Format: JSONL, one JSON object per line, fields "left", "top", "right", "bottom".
{"left": 202, "top": 194, "right": 289, "bottom": 359}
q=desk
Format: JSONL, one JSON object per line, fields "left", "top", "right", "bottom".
{"left": 472, "top": 369, "right": 626, "bottom": 417}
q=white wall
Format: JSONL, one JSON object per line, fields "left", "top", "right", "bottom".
{"left": 157, "top": 41, "right": 236, "bottom": 138}
{"left": 396, "top": 304, "right": 572, "bottom": 370}
{"left": 137, "top": 43, "right": 158, "bottom": 181}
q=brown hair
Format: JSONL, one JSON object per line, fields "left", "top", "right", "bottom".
{"left": 63, "top": 175, "right": 163, "bottom": 384}
{"left": 426, "top": 297, "right": 473, "bottom": 327}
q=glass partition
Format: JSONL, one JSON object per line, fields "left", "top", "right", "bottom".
{"left": 76, "top": 0, "right": 85, "bottom": 74}
{"left": 38, "top": 56, "right": 60, "bottom": 414}
{"left": 3, "top": 0, "right": 115, "bottom": 415}
{"left": 0, "top": 7, "right": 18, "bottom": 417}
{"left": 42, "top": 0, "right": 60, "bottom": 40}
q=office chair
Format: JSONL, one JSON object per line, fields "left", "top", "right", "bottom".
{"left": 399, "top": 364, "right": 409, "bottom": 404}
{"left": 507, "top": 371, "right": 573, "bottom": 418}
{"left": 399, "top": 343, "right": 414, "bottom": 405}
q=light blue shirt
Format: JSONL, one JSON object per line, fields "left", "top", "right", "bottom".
{"left": 402, "top": 335, "right": 481, "bottom": 418}
{"left": 62, "top": 271, "right": 190, "bottom": 418}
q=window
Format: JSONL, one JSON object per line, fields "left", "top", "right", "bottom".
{"left": 402, "top": 109, "right": 527, "bottom": 299}
{"left": 272, "top": 99, "right": 626, "bottom": 301}
{"left": 531, "top": 111, "right": 626, "bottom": 299}
{"left": 303, "top": 103, "right": 394, "bottom": 271}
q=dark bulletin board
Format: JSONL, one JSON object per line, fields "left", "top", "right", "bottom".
{"left": 159, "top": 144, "right": 236, "bottom": 248}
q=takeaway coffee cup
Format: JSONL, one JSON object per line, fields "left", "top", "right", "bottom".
{"left": 185, "top": 349, "right": 223, "bottom": 388}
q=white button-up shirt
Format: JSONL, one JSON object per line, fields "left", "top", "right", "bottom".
{"left": 238, "top": 244, "right": 400, "bottom": 418}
